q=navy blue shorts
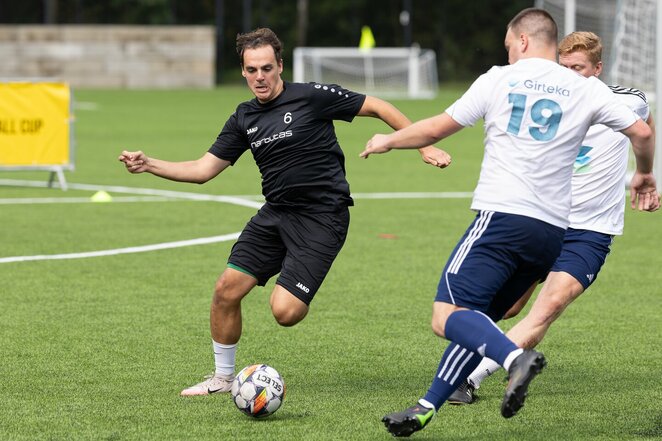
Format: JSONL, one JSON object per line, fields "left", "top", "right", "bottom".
{"left": 436, "top": 211, "right": 565, "bottom": 321}
{"left": 228, "top": 203, "right": 350, "bottom": 305}
{"left": 550, "top": 227, "right": 613, "bottom": 289}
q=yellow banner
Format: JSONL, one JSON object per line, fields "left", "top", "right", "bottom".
{"left": 0, "top": 82, "right": 71, "bottom": 166}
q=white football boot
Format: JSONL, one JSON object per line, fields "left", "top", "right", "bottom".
{"left": 180, "top": 373, "right": 234, "bottom": 396}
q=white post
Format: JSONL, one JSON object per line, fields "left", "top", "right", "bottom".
{"left": 656, "top": 0, "right": 662, "bottom": 190}
{"left": 293, "top": 48, "right": 304, "bottom": 83}
{"left": 408, "top": 46, "right": 420, "bottom": 98}
{"left": 564, "top": 0, "right": 576, "bottom": 35}
{"left": 47, "top": 167, "right": 68, "bottom": 191}
{"left": 313, "top": 52, "right": 322, "bottom": 83}
{"left": 364, "top": 54, "right": 375, "bottom": 93}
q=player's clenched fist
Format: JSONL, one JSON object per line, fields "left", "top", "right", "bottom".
{"left": 360, "top": 134, "right": 392, "bottom": 159}
{"left": 119, "top": 150, "right": 149, "bottom": 173}
{"left": 419, "top": 146, "right": 452, "bottom": 169}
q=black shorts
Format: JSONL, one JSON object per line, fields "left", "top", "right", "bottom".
{"left": 228, "top": 203, "right": 350, "bottom": 305}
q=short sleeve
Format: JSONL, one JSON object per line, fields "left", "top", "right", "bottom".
{"left": 444, "top": 69, "right": 497, "bottom": 127}
{"left": 630, "top": 91, "right": 650, "bottom": 121}
{"left": 307, "top": 83, "right": 366, "bottom": 122}
{"left": 589, "top": 79, "right": 639, "bottom": 132}
{"left": 208, "top": 112, "right": 249, "bottom": 165}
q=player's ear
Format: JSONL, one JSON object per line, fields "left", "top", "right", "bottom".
{"left": 278, "top": 59, "right": 284, "bottom": 74}
{"left": 594, "top": 60, "right": 603, "bottom": 77}
{"left": 520, "top": 33, "right": 529, "bottom": 52}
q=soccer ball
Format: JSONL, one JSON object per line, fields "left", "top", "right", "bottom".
{"left": 231, "top": 364, "right": 285, "bottom": 418}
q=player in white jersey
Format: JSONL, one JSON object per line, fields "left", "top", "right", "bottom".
{"left": 448, "top": 31, "right": 659, "bottom": 405}
{"left": 569, "top": 84, "right": 655, "bottom": 233}
{"left": 360, "top": 10, "right": 657, "bottom": 437}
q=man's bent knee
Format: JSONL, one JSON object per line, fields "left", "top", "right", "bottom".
{"left": 270, "top": 285, "right": 309, "bottom": 327}
{"left": 431, "top": 302, "right": 466, "bottom": 338}
{"left": 272, "top": 306, "right": 308, "bottom": 326}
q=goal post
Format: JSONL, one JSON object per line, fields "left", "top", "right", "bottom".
{"left": 293, "top": 47, "right": 438, "bottom": 99}
{"left": 659, "top": 0, "right": 662, "bottom": 193}
{"left": 608, "top": 0, "right": 660, "bottom": 191}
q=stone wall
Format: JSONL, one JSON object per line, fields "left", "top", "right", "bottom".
{"left": 0, "top": 25, "right": 215, "bottom": 88}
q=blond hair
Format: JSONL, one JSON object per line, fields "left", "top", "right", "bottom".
{"left": 558, "top": 31, "right": 602, "bottom": 65}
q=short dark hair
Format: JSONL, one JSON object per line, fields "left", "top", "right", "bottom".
{"left": 236, "top": 28, "right": 283, "bottom": 65}
{"left": 507, "top": 8, "right": 558, "bottom": 46}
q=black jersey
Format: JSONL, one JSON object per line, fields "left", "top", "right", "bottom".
{"left": 209, "top": 81, "right": 366, "bottom": 211}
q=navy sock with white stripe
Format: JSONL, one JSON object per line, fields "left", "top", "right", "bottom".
{"left": 443, "top": 310, "right": 520, "bottom": 367}
{"left": 423, "top": 343, "right": 483, "bottom": 410}
{"left": 422, "top": 310, "right": 522, "bottom": 410}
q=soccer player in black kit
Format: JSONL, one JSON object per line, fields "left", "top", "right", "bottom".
{"left": 119, "top": 28, "right": 451, "bottom": 396}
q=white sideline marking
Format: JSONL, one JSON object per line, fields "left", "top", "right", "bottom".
{"left": 0, "top": 233, "right": 241, "bottom": 264}
{"left": 0, "top": 192, "right": 474, "bottom": 205}
{"left": 0, "top": 196, "right": 175, "bottom": 205}
{"left": 74, "top": 101, "right": 99, "bottom": 111}
{"left": 0, "top": 179, "right": 473, "bottom": 264}
{"left": 0, "top": 179, "right": 472, "bottom": 203}
{"left": 0, "top": 179, "right": 265, "bottom": 209}
{"left": 0, "top": 179, "right": 260, "bottom": 263}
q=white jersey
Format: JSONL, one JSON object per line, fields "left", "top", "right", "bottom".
{"left": 445, "top": 58, "right": 639, "bottom": 229}
{"left": 569, "top": 86, "right": 650, "bottom": 235}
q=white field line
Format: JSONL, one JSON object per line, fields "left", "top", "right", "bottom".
{"left": 0, "top": 179, "right": 472, "bottom": 264}
{"left": 74, "top": 101, "right": 99, "bottom": 111}
{"left": 0, "top": 179, "right": 471, "bottom": 204}
{"left": 0, "top": 179, "right": 265, "bottom": 209}
{"left": 0, "top": 233, "right": 241, "bottom": 264}
{"left": 0, "top": 196, "right": 176, "bottom": 204}
{"left": 0, "top": 192, "right": 473, "bottom": 205}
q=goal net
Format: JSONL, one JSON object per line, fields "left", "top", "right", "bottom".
{"left": 538, "top": 0, "right": 662, "bottom": 190}
{"left": 292, "top": 47, "right": 438, "bottom": 99}
{"left": 537, "top": 0, "right": 620, "bottom": 79}
{"left": 608, "top": 0, "right": 657, "bottom": 96}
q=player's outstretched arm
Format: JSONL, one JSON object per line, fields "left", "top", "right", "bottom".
{"left": 360, "top": 112, "right": 463, "bottom": 159}
{"left": 118, "top": 151, "right": 231, "bottom": 184}
{"left": 621, "top": 118, "right": 658, "bottom": 211}
{"left": 358, "top": 96, "right": 452, "bottom": 168}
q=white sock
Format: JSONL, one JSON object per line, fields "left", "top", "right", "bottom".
{"left": 467, "top": 357, "right": 502, "bottom": 389}
{"left": 502, "top": 348, "right": 524, "bottom": 372}
{"left": 212, "top": 340, "right": 237, "bottom": 376}
{"left": 418, "top": 398, "right": 436, "bottom": 412}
